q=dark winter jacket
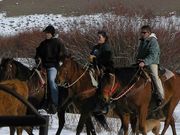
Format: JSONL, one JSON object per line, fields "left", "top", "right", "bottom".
{"left": 90, "top": 42, "right": 114, "bottom": 72}
{"left": 35, "top": 38, "right": 66, "bottom": 68}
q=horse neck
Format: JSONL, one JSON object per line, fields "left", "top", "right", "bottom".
{"left": 14, "top": 61, "right": 32, "bottom": 80}
{"left": 115, "top": 67, "right": 140, "bottom": 87}
{"left": 68, "top": 61, "right": 93, "bottom": 92}
{"left": 27, "top": 70, "right": 44, "bottom": 97}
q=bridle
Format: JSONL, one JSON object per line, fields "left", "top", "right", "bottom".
{"left": 59, "top": 63, "right": 90, "bottom": 88}
{"left": 109, "top": 67, "right": 145, "bottom": 101}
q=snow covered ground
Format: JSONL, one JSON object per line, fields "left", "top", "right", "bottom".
{"left": 0, "top": 103, "right": 179, "bottom": 135}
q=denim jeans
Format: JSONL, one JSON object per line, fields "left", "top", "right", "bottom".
{"left": 47, "top": 67, "right": 58, "bottom": 106}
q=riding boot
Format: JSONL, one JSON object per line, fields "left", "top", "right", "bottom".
{"left": 153, "top": 90, "right": 164, "bottom": 109}
{"left": 41, "top": 98, "right": 49, "bottom": 110}
{"left": 46, "top": 103, "right": 57, "bottom": 114}
{"left": 45, "top": 96, "right": 57, "bottom": 114}
{"left": 156, "top": 94, "right": 164, "bottom": 106}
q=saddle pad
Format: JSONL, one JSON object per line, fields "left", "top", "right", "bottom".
{"left": 89, "top": 70, "right": 98, "bottom": 87}
{"left": 161, "top": 69, "right": 174, "bottom": 81}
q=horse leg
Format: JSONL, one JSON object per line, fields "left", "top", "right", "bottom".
{"left": 130, "top": 114, "right": 137, "bottom": 135}
{"left": 24, "top": 127, "right": 34, "bottom": 135}
{"left": 10, "top": 127, "right": 15, "bottom": 135}
{"left": 161, "top": 98, "right": 179, "bottom": 135}
{"left": 114, "top": 108, "right": 129, "bottom": 135}
{"left": 86, "top": 116, "right": 96, "bottom": 135}
{"left": 138, "top": 106, "right": 148, "bottom": 135}
{"left": 76, "top": 113, "right": 87, "bottom": 135}
{"left": 16, "top": 127, "right": 23, "bottom": 135}
{"left": 170, "top": 117, "right": 177, "bottom": 135}
{"left": 85, "top": 123, "right": 91, "bottom": 135}
{"left": 121, "top": 113, "right": 130, "bottom": 135}
{"left": 56, "top": 108, "right": 66, "bottom": 135}
{"left": 56, "top": 96, "right": 72, "bottom": 135}
{"left": 93, "top": 113, "right": 110, "bottom": 130}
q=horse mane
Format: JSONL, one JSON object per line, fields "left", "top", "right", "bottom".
{"left": 64, "top": 55, "right": 89, "bottom": 74}
{"left": 63, "top": 54, "right": 89, "bottom": 68}
{"left": 12, "top": 60, "right": 41, "bottom": 89}
{"left": 114, "top": 66, "right": 140, "bottom": 87}
{"left": 1, "top": 58, "right": 38, "bottom": 81}
{"left": 11, "top": 59, "right": 31, "bottom": 80}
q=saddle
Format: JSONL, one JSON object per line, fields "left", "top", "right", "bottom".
{"left": 159, "top": 68, "right": 174, "bottom": 81}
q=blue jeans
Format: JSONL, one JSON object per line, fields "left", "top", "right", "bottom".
{"left": 47, "top": 67, "right": 58, "bottom": 106}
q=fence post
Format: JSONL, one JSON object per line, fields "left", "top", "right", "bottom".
{"left": 39, "top": 115, "right": 49, "bottom": 135}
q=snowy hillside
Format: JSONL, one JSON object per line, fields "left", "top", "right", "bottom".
{"left": 0, "top": 12, "right": 180, "bottom": 36}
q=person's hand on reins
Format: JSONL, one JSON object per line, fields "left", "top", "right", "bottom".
{"left": 89, "top": 55, "right": 96, "bottom": 63}
{"left": 137, "top": 59, "right": 145, "bottom": 68}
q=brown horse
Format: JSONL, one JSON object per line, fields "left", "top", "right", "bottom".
{"left": 0, "top": 79, "right": 29, "bottom": 135}
{"left": 129, "top": 72, "right": 180, "bottom": 135}
{"left": 99, "top": 67, "right": 180, "bottom": 135}
{"left": 124, "top": 71, "right": 180, "bottom": 135}
{"left": 0, "top": 58, "right": 46, "bottom": 135}
{"left": 0, "top": 58, "right": 109, "bottom": 135}
{"left": 0, "top": 58, "right": 46, "bottom": 110}
{"left": 57, "top": 56, "right": 111, "bottom": 135}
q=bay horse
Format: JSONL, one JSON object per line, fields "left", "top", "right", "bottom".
{"left": 126, "top": 72, "right": 180, "bottom": 135}
{"left": 57, "top": 55, "right": 111, "bottom": 135}
{"left": 0, "top": 79, "right": 29, "bottom": 135}
{"left": 99, "top": 67, "right": 180, "bottom": 135}
{"left": 0, "top": 58, "right": 109, "bottom": 135}
{"left": 0, "top": 58, "right": 46, "bottom": 135}
{"left": 0, "top": 58, "right": 46, "bottom": 110}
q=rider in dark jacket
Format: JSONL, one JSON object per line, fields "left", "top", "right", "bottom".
{"left": 35, "top": 35, "right": 65, "bottom": 69}
{"left": 90, "top": 31, "right": 114, "bottom": 74}
{"left": 89, "top": 31, "right": 114, "bottom": 114}
{"left": 35, "top": 25, "right": 66, "bottom": 112}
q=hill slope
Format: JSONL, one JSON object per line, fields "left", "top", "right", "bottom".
{"left": 0, "top": 0, "right": 180, "bottom": 16}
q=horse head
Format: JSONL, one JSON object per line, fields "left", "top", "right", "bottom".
{"left": 0, "top": 58, "right": 17, "bottom": 81}
{"left": 58, "top": 56, "right": 77, "bottom": 86}
{"left": 99, "top": 73, "right": 119, "bottom": 103}
{"left": 0, "top": 58, "right": 45, "bottom": 98}
{"left": 0, "top": 58, "right": 33, "bottom": 81}
{"left": 99, "top": 67, "right": 142, "bottom": 103}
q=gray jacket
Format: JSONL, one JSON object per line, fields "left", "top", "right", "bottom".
{"left": 136, "top": 33, "right": 160, "bottom": 65}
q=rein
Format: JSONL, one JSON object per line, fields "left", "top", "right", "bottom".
{"left": 60, "top": 63, "right": 90, "bottom": 88}
{"left": 108, "top": 73, "right": 116, "bottom": 95}
{"left": 27, "top": 60, "right": 46, "bottom": 95}
{"left": 28, "top": 59, "right": 42, "bottom": 80}
{"left": 110, "top": 67, "right": 142, "bottom": 101}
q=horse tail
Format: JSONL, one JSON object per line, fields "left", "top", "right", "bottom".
{"left": 93, "top": 113, "right": 111, "bottom": 131}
